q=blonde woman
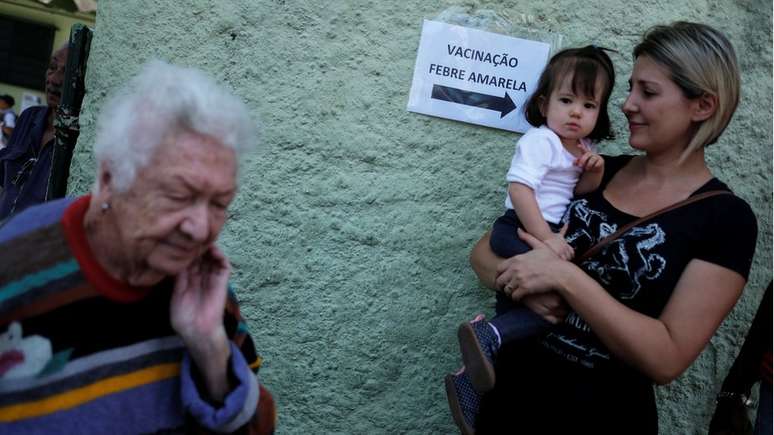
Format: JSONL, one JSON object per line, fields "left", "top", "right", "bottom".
{"left": 467, "top": 22, "right": 757, "bottom": 434}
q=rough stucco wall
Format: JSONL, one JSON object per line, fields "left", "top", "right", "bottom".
{"left": 68, "top": 1, "right": 771, "bottom": 433}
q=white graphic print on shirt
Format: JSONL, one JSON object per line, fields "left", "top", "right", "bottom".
{"left": 549, "top": 199, "right": 668, "bottom": 367}
{"left": 564, "top": 199, "right": 667, "bottom": 300}
{"left": 585, "top": 223, "right": 667, "bottom": 300}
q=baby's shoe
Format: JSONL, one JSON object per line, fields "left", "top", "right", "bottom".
{"left": 444, "top": 369, "right": 479, "bottom": 435}
{"left": 457, "top": 315, "right": 499, "bottom": 393}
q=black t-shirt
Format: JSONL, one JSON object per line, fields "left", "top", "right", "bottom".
{"left": 542, "top": 154, "right": 758, "bottom": 371}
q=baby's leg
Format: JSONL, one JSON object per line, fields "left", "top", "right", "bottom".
{"left": 489, "top": 209, "right": 532, "bottom": 258}
{"left": 458, "top": 212, "right": 556, "bottom": 393}
{"left": 489, "top": 306, "right": 551, "bottom": 345}
{"left": 489, "top": 214, "right": 562, "bottom": 343}
{"left": 459, "top": 289, "right": 553, "bottom": 395}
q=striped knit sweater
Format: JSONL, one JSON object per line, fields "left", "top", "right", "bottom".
{"left": 0, "top": 196, "right": 275, "bottom": 434}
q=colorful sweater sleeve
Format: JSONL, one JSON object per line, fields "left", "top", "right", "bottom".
{"left": 180, "top": 288, "right": 276, "bottom": 434}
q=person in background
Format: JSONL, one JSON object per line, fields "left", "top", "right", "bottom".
{"left": 0, "top": 60, "right": 276, "bottom": 434}
{"left": 0, "top": 45, "right": 68, "bottom": 220}
{"left": 709, "top": 282, "right": 772, "bottom": 435}
{"left": 0, "top": 94, "right": 16, "bottom": 150}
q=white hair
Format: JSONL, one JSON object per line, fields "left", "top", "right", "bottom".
{"left": 94, "top": 60, "right": 257, "bottom": 192}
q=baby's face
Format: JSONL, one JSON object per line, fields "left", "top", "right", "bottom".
{"left": 542, "top": 74, "right": 603, "bottom": 147}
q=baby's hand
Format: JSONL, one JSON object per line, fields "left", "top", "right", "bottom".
{"left": 543, "top": 233, "right": 574, "bottom": 261}
{"left": 575, "top": 145, "right": 604, "bottom": 173}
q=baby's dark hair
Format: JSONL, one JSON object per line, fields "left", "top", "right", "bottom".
{"left": 524, "top": 45, "right": 616, "bottom": 141}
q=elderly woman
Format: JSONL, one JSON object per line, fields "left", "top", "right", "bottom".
{"left": 0, "top": 61, "right": 275, "bottom": 434}
{"left": 455, "top": 22, "right": 758, "bottom": 434}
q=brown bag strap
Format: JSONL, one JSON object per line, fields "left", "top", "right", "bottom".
{"left": 573, "top": 190, "right": 732, "bottom": 265}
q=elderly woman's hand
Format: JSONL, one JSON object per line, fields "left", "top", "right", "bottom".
{"left": 171, "top": 244, "right": 231, "bottom": 342}
{"left": 171, "top": 244, "right": 232, "bottom": 401}
{"left": 496, "top": 228, "right": 572, "bottom": 304}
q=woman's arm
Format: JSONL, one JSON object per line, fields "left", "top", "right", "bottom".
{"left": 718, "top": 282, "right": 771, "bottom": 394}
{"left": 708, "top": 283, "right": 771, "bottom": 435}
{"left": 505, "top": 229, "right": 746, "bottom": 385}
{"left": 469, "top": 231, "right": 501, "bottom": 289}
{"left": 470, "top": 231, "right": 569, "bottom": 324}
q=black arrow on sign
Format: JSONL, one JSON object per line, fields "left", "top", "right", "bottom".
{"left": 431, "top": 84, "right": 517, "bottom": 118}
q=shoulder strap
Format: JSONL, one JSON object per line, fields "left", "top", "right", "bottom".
{"left": 573, "top": 190, "right": 732, "bottom": 265}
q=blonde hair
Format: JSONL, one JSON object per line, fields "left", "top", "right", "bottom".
{"left": 633, "top": 22, "right": 740, "bottom": 159}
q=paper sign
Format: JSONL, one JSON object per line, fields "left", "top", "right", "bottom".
{"left": 407, "top": 20, "right": 551, "bottom": 133}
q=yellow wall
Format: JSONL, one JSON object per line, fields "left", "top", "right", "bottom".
{"left": 0, "top": 0, "right": 94, "bottom": 114}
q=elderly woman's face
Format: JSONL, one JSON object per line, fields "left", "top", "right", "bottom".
{"left": 110, "top": 132, "right": 237, "bottom": 280}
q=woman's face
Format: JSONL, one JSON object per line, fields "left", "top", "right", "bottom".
{"left": 106, "top": 131, "right": 237, "bottom": 285}
{"left": 622, "top": 55, "right": 701, "bottom": 154}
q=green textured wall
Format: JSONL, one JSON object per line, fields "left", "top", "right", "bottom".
{"left": 68, "top": 1, "right": 772, "bottom": 433}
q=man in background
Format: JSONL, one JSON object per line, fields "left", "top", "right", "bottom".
{"left": 0, "top": 45, "right": 67, "bottom": 220}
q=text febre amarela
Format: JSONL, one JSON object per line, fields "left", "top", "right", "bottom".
{"left": 428, "top": 44, "right": 528, "bottom": 92}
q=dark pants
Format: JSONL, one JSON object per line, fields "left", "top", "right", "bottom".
{"left": 488, "top": 209, "right": 562, "bottom": 344}
{"left": 476, "top": 339, "right": 658, "bottom": 434}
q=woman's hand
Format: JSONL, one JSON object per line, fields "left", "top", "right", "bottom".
{"left": 470, "top": 230, "right": 570, "bottom": 323}
{"left": 520, "top": 292, "right": 570, "bottom": 324}
{"left": 496, "top": 228, "right": 570, "bottom": 301}
{"left": 171, "top": 244, "right": 232, "bottom": 401}
{"left": 171, "top": 244, "right": 230, "bottom": 343}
